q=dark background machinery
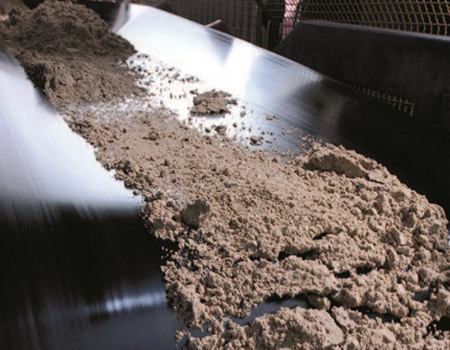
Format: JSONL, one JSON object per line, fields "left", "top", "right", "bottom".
{"left": 21, "top": 0, "right": 450, "bottom": 49}
{"left": 141, "top": 1, "right": 450, "bottom": 50}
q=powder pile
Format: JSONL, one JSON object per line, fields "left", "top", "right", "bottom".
{"left": 0, "top": 0, "right": 140, "bottom": 106}
{"left": 4, "top": 2, "right": 450, "bottom": 349}
{"left": 0, "top": 0, "right": 26, "bottom": 18}
{"left": 64, "top": 105, "right": 450, "bottom": 349}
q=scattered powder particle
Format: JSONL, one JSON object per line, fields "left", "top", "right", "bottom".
{"left": 6, "top": 3, "right": 450, "bottom": 349}
{"left": 175, "top": 329, "right": 189, "bottom": 342}
{"left": 250, "top": 135, "right": 264, "bottom": 146}
{"left": 144, "top": 129, "right": 160, "bottom": 141}
{"left": 214, "top": 125, "right": 227, "bottom": 136}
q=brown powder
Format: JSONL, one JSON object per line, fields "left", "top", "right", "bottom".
{"left": 63, "top": 103, "right": 450, "bottom": 349}
{"left": 0, "top": 0, "right": 140, "bottom": 106}
{"left": 0, "top": 0, "right": 25, "bottom": 18}
{"left": 190, "top": 90, "right": 237, "bottom": 115}
{"left": 186, "top": 305, "right": 449, "bottom": 350}
{"left": 4, "top": 2, "right": 450, "bottom": 349}
{"left": 187, "top": 307, "right": 346, "bottom": 349}
{"left": 0, "top": 0, "right": 27, "bottom": 21}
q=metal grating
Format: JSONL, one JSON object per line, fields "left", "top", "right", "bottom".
{"left": 263, "top": 0, "right": 302, "bottom": 45}
{"left": 262, "top": 1, "right": 450, "bottom": 47}
{"left": 297, "top": 1, "right": 450, "bottom": 35}
{"left": 163, "top": 1, "right": 450, "bottom": 49}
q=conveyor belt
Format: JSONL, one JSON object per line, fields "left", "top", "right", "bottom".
{"left": 117, "top": 5, "right": 450, "bottom": 214}
{"left": 0, "top": 47, "right": 177, "bottom": 350}
{"left": 1, "top": 4, "right": 449, "bottom": 350}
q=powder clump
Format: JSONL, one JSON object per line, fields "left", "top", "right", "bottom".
{"left": 181, "top": 200, "right": 210, "bottom": 228}
{"left": 191, "top": 90, "right": 237, "bottom": 115}
{"left": 304, "top": 143, "right": 377, "bottom": 178}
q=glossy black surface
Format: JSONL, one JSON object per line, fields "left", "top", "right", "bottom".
{"left": 1, "top": 4, "right": 450, "bottom": 350}
{"left": 0, "top": 204, "right": 177, "bottom": 350}
{"left": 276, "top": 19, "right": 450, "bottom": 123}
{"left": 0, "top": 51, "right": 177, "bottom": 350}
